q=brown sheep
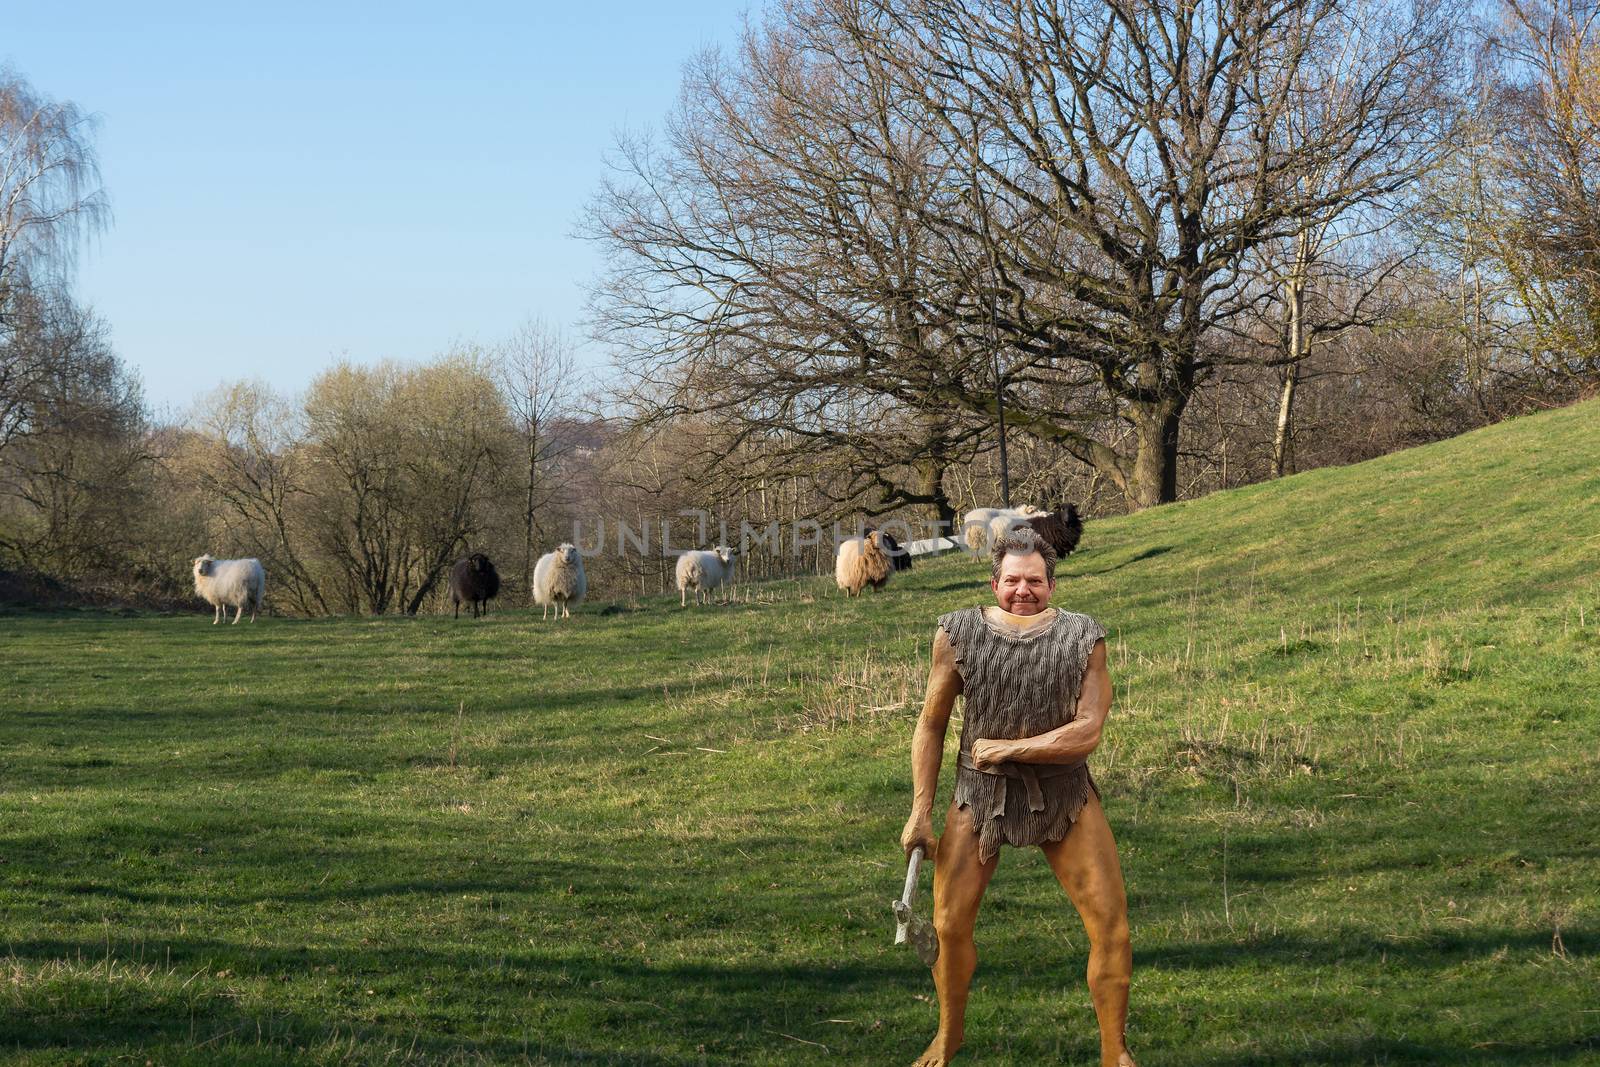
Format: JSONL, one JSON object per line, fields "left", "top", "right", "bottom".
{"left": 835, "top": 531, "right": 893, "bottom": 596}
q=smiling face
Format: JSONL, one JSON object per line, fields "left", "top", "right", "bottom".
{"left": 991, "top": 549, "right": 1054, "bottom": 615}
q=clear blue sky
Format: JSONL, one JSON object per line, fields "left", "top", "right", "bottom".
{"left": 6, "top": 1, "right": 752, "bottom": 416}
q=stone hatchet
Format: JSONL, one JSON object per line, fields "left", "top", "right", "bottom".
{"left": 892, "top": 846, "right": 939, "bottom": 966}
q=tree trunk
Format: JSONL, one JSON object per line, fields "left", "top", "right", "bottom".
{"left": 914, "top": 452, "right": 955, "bottom": 532}
{"left": 1127, "top": 400, "right": 1182, "bottom": 510}
{"left": 1275, "top": 241, "right": 1309, "bottom": 479}
{"left": 523, "top": 421, "right": 538, "bottom": 608}
{"left": 1125, "top": 338, "right": 1189, "bottom": 510}
{"left": 1272, "top": 363, "right": 1299, "bottom": 478}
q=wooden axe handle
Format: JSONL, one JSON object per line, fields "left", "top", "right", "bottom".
{"left": 901, "top": 846, "right": 924, "bottom": 907}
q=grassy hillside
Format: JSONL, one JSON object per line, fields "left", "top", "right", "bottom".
{"left": 3, "top": 399, "right": 1597, "bottom": 1065}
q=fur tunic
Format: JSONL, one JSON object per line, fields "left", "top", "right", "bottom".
{"left": 938, "top": 606, "right": 1108, "bottom": 862}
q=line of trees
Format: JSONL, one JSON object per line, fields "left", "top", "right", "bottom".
{"left": 584, "top": 0, "right": 1600, "bottom": 516}
{"left": 182, "top": 342, "right": 586, "bottom": 615}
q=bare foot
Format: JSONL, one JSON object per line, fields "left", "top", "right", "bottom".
{"left": 912, "top": 1034, "right": 961, "bottom": 1066}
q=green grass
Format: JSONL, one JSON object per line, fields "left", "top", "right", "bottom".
{"left": 3, "top": 399, "right": 1598, "bottom": 1065}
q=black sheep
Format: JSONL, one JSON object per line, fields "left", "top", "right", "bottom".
{"left": 1025, "top": 504, "right": 1084, "bottom": 559}
{"left": 449, "top": 554, "right": 501, "bottom": 618}
{"left": 878, "top": 529, "right": 914, "bottom": 572}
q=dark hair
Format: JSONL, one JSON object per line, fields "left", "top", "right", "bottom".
{"left": 990, "top": 526, "right": 1057, "bottom": 583}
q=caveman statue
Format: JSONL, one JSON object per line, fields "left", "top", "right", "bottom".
{"left": 900, "top": 526, "right": 1136, "bottom": 1067}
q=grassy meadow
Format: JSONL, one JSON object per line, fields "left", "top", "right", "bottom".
{"left": 2, "top": 399, "right": 1598, "bottom": 1065}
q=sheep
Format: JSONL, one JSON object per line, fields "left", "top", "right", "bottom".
{"left": 533, "top": 543, "right": 587, "bottom": 620}
{"left": 1022, "top": 503, "right": 1084, "bottom": 559}
{"left": 878, "top": 528, "right": 913, "bottom": 572}
{"left": 191, "top": 554, "right": 265, "bottom": 624}
{"left": 676, "top": 546, "right": 738, "bottom": 607}
{"left": 961, "top": 504, "right": 1041, "bottom": 558}
{"left": 448, "top": 553, "right": 501, "bottom": 618}
{"left": 961, "top": 507, "right": 1001, "bottom": 556}
{"left": 835, "top": 530, "right": 893, "bottom": 596}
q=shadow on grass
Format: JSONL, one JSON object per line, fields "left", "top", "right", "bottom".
{"left": 1069, "top": 544, "right": 1175, "bottom": 577}
{"left": 3, "top": 993, "right": 698, "bottom": 1066}
{"left": 926, "top": 580, "right": 986, "bottom": 593}
{"left": 2, "top": 936, "right": 901, "bottom": 1064}
{"left": 1136, "top": 925, "right": 1597, "bottom": 971}
{"left": 8, "top": 930, "right": 1598, "bottom": 1065}
{"left": 1183, "top": 1036, "right": 1600, "bottom": 1067}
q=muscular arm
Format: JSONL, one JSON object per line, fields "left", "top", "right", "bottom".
{"left": 973, "top": 640, "right": 1111, "bottom": 767}
{"left": 900, "top": 627, "right": 962, "bottom": 856}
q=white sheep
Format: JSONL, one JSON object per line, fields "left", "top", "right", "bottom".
{"left": 533, "top": 543, "right": 587, "bottom": 620}
{"left": 192, "top": 554, "right": 265, "bottom": 624}
{"left": 676, "top": 546, "right": 738, "bottom": 607}
{"left": 835, "top": 531, "right": 892, "bottom": 596}
{"left": 962, "top": 504, "right": 1041, "bottom": 558}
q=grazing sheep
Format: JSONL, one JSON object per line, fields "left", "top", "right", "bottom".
{"left": 448, "top": 553, "right": 501, "bottom": 618}
{"left": 878, "top": 529, "right": 913, "bottom": 572}
{"left": 835, "top": 530, "right": 893, "bottom": 596}
{"left": 961, "top": 507, "right": 1001, "bottom": 556}
{"left": 676, "top": 546, "right": 738, "bottom": 607}
{"left": 191, "top": 554, "right": 265, "bottom": 624}
{"left": 1023, "top": 504, "right": 1084, "bottom": 559}
{"left": 962, "top": 504, "right": 1041, "bottom": 558}
{"left": 533, "top": 543, "right": 587, "bottom": 620}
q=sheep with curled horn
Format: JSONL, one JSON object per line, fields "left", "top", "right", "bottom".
{"left": 192, "top": 554, "right": 265, "bottom": 624}
{"left": 449, "top": 553, "right": 501, "bottom": 618}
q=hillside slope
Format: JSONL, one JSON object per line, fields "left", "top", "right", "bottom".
{"left": 1, "top": 400, "right": 1596, "bottom": 1066}
{"left": 1072, "top": 394, "right": 1598, "bottom": 611}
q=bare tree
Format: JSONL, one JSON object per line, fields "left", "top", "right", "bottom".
{"left": 1242, "top": 3, "right": 1439, "bottom": 476}
{"left": 0, "top": 68, "right": 108, "bottom": 331}
{"left": 586, "top": 19, "right": 993, "bottom": 529}
{"left": 301, "top": 355, "right": 510, "bottom": 615}
{"left": 1482, "top": 0, "right": 1600, "bottom": 384}
{"left": 0, "top": 295, "right": 148, "bottom": 578}
{"left": 189, "top": 381, "right": 329, "bottom": 616}
{"left": 826, "top": 0, "right": 1463, "bottom": 507}
{"left": 497, "top": 318, "right": 577, "bottom": 606}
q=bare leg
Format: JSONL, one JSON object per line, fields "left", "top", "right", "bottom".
{"left": 914, "top": 802, "right": 998, "bottom": 1067}
{"left": 1040, "top": 793, "right": 1137, "bottom": 1067}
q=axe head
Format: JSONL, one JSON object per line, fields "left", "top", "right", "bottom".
{"left": 892, "top": 847, "right": 939, "bottom": 967}
{"left": 899, "top": 906, "right": 939, "bottom": 966}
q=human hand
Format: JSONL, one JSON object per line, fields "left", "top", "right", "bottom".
{"left": 900, "top": 811, "right": 936, "bottom": 859}
{"left": 971, "top": 738, "right": 1011, "bottom": 769}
